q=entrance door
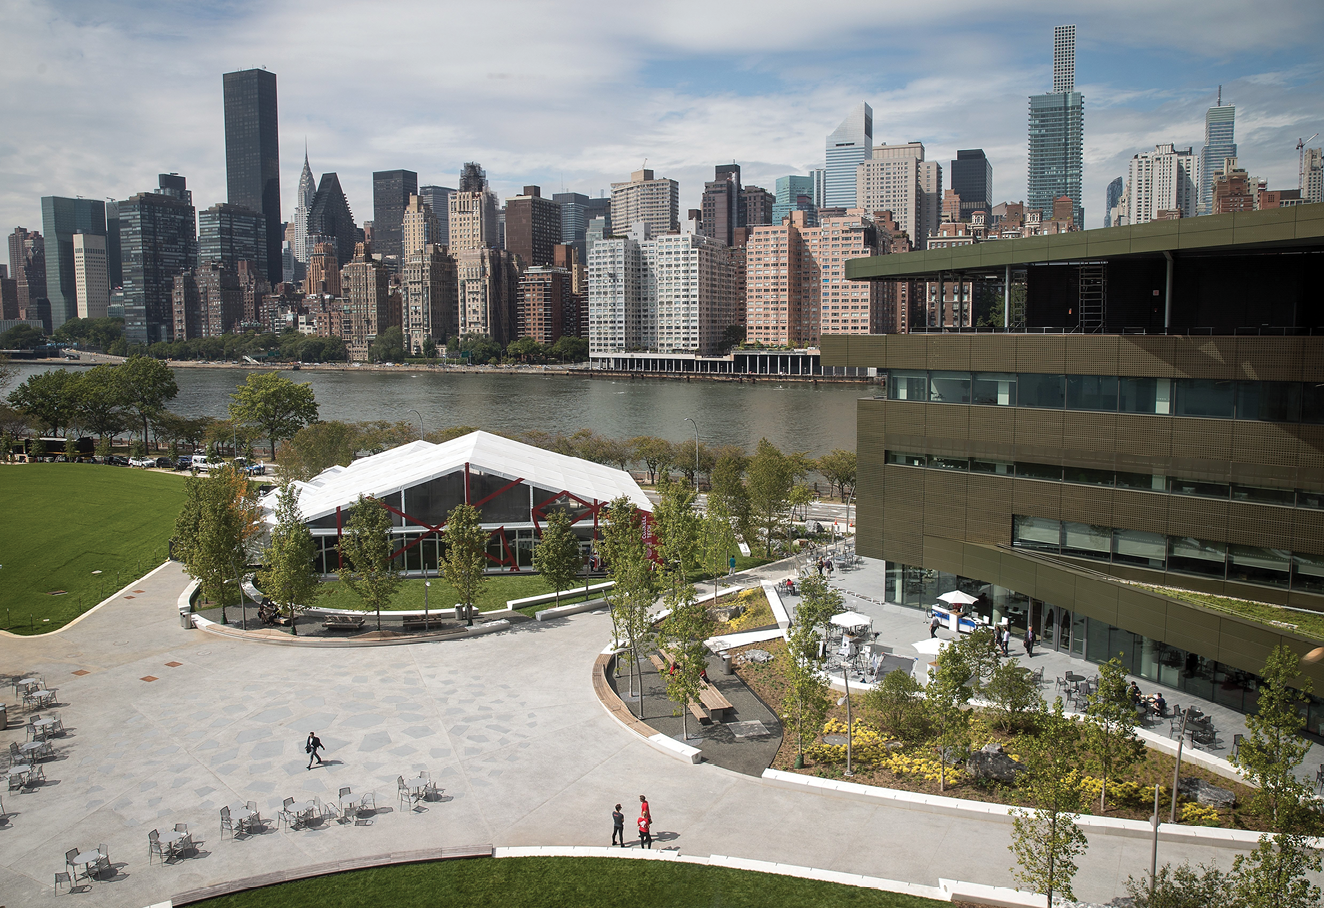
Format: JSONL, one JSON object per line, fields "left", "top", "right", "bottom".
{"left": 1040, "top": 606, "right": 1074, "bottom": 653}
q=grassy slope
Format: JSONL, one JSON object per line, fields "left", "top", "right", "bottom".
{"left": 314, "top": 574, "right": 602, "bottom": 613}
{"left": 0, "top": 464, "right": 187, "bottom": 633}
{"left": 195, "top": 856, "right": 943, "bottom": 908}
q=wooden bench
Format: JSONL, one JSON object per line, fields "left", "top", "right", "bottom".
{"left": 322, "top": 615, "right": 365, "bottom": 631}
{"left": 698, "top": 682, "right": 733, "bottom": 722}
{"left": 648, "top": 653, "right": 668, "bottom": 674}
{"left": 402, "top": 615, "right": 447, "bottom": 632}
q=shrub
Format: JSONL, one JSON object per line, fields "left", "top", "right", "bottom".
{"left": 1181, "top": 803, "right": 1223, "bottom": 827}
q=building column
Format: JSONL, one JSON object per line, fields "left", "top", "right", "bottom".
{"left": 1004, "top": 265, "right": 1011, "bottom": 327}
{"left": 1163, "top": 252, "right": 1174, "bottom": 331}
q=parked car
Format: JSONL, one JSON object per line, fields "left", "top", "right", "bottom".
{"left": 191, "top": 453, "right": 215, "bottom": 471}
{"left": 233, "top": 457, "right": 266, "bottom": 476}
{"left": 104, "top": 455, "right": 129, "bottom": 466}
{"left": 154, "top": 456, "right": 174, "bottom": 468}
{"left": 128, "top": 455, "right": 155, "bottom": 468}
{"left": 175, "top": 456, "right": 193, "bottom": 471}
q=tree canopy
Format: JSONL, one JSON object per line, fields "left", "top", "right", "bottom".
{"left": 228, "top": 371, "right": 319, "bottom": 461}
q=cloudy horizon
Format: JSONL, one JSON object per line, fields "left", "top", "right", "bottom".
{"left": 2, "top": 0, "right": 1321, "bottom": 240}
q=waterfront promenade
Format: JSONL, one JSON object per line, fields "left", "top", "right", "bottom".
{"left": 0, "top": 561, "right": 1290, "bottom": 907}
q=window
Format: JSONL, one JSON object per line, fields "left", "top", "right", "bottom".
{"left": 1167, "top": 537, "right": 1226, "bottom": 579}
{"left": 929, "top": 456, "right": 968, "bottom": 471}
{"left": 1113, "top": 528, "right": 1166, "bottom": 568}
{"left": 1119, "top": 377, "right": 1171, "bottom": 415}
{"left": 1066, "top": 374, "right": 1119, "bottom": 412}
{"left": 970, "top": 459, "right": 1013, "bottom": 475}
{"left": 1063, "top": 466, "right": 1115, "bottom": 487}
{"left": 929, "top": 371, "right": 971, "bottom": 404}
{"left": 1016, "top": 462, "right": 1063, "bottom": 482}
{"left": 888, "top": 370, "right": 927, "bottom": 401}
{"left": 1303, "top": 383, "right": 1324, "bottom": 424}
{"left": 1293, "top": 553, "right": 1324, "bottom": 594}
{"left": 1174, "top": 379, "right": 1235, "bottom": 419}
{"left": 1062, "top": 522, "right": 1111, "bottom": 561}
{"left": 1237, "top": 381, "right": 1301, "bottom": 423}
{"left": 1117, "top": 470, "right": 1164, "bottom": 491}
{"left": 886, "top": 451, "right": 925, "bottom": 467}
{"left": 1013, "top": 515, "right": 1061, "bottom": 552}
{"left": 1231, "top": 484, "right": 1295, "bottom": 506}
{"left": 972, "top": 372, "right": 1016, "bottom": 406}
{"left": 1227, "top": 544, "right": 1291, "bottom": 588}
{"left": 1167, "top": 477, "right": 1230, "bottom": 499}
{"left": 1017, "top": 373, "right": 1065, "bottom": 408}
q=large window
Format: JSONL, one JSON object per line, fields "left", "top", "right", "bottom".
{"left": 1113, "top": 528, "right": 1166, "bottom": 568}
{"left": 1066, "top": 375, "right": 1119, "bottom": 412}
{"left": 888, "top": 370, "right": 928, "bottom": 401}
{"left": 1174, "top": 379, "right": 1236, "bottom": 419}
{"left": 1017, "top": 373, "right": 1066, "bottom": 409}
{"left": 1062, "top": 522, "right": 1111, "bottom": 561}
{"left": 929, "top": 371, "right": 971, "bottom": 404}
{"left": 972, "top": 372, "right": 1016, "bottom": 406}
{"left": 1227, "top": 544, "right": 1291, "bottom": 588}
{"left": 1119, "top": 377, "right": 1171, "bottom": 415}
{"left": 1013, "top": 515, "right": 1061, "bottom": 552}
{"left": 1167, "top": 537, "right": 1227, "bottom": 580}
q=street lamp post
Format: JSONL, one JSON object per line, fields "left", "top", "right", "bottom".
{"left": 683, "top": 417, "right": 699, "bottom": 489}
{"left": 838, "top": 668, "right": 854, "bottom": 777}
{"left": 424, "top": 580, "right": 431, "bottom": 631}
{"left": 407, "top": 409, "right": 424, "bottom": 441}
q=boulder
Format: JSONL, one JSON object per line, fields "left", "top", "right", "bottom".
{"left": 739, "top": 649, "right": 772, "bottom": 665}
{"left": 966, "top": 742, "right": 1026, "bottom": 783}
{"left": 711, "top": 604, "right": 745, "bottom": 622}
{"left": 1177, "top": 776, "right": 1236, "bottom": 809}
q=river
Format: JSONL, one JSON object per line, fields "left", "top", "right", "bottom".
{"left": 6, "top": 363, "right": 865, "bottom": 455}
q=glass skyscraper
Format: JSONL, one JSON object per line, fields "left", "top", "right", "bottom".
{"left": 1104, "top": 176, "right": 1124, "bottom": 227}
{"left": 1199, "top": 103, "right": 1236, "bottom": 217}
{"left": 40, "top": 196, "right": 106, "bottom": 330}
{"left": 772, "top": 175, "right": 817, "bottom": 226}
{"left": 119, "top": 175, "right": 197, "bottom": 346}
{"left": 1027, "top": 25, "right": 1083, "bottom": 229}
{"left": 372, "top": 169, "right": 418, "bottom": 264}
{"left": 223, "top": 69, "right": 282, "bottom": 285}
{"left": 824, "top": 102, "right": 872, "bottom": 209}
{"left": 950, "top": 150, "right": 993, "bottom": 220}
{"left": 198, "top": 203, "right": 267, "bottom": 275}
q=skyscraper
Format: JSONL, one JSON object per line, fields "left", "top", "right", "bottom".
{"left": 552, "top": 192, "right": 610, "bottom": 260}
{"left": 824, "top": 102, "right": 873, "bottom": 209}
{"left": 1300, "top": 147, "right": 1322, "bottom": 204}
{"left": 773, "top": 176, "right": 817, "bottom": 226}
{"left": 857, "top": 143, "right": 941, "bottom": 249}
{"left": 449, "top": 163, "right": 499, "bottom": 253}
{"left": 418, "top": 186, "right": 456, "bottom": 246}
{"left": 1198, "top": 99, "right": 1236, "bottom": 217}
{"left": 401, "top": 194, "right": 442, "bottom": 258}
{"left": 222, "top": 69, "right": 282, "bottom": 285}
{"left": 307, "top": 173, "right": 358, "bottom": 266}
{"left": 40, "top": 196, "right": 106, "bottom": 330}
{"left": 402, "top": 244, "right": 457, "bottom": 354}
{"left": 505, "top": 185, "right": 561, "bottom": 267}
{"left": 293, "top": 150, "right": 316, "bottom": 263}
{"left": 73, "top": 233, "right": 109, "bottom": 319}
{"left": 7, "top": 227, "right": 46, "bottom": 315}
{"left": 700, "top": 164, "right": 742, "bottom": 246}
{"left": 105, "top": 201, "right": 122, "bottom": 288}
{"left": 1126, "top": 144, "right": 1197, "bottom": 224}
{"left": 1027, "top": 25, "right": 1084, "bottom": 228}
{"left": 198, "top": 203, "right": 267, "bottom": 275}
{"left": 118, "top": 174, "right": 198, "bottom": 345}
{"left": 1105, "top": 176, "right": 1124, "bottom": 227}
{"left": 372, "top": 169, "right": 418, "bottom": 265}
{"left": 610, "top": 169, "right": 679, "bottom": 236}
{"left": 950, "top": 150, "right": 992, "bottom": 220}
{"left": 743, "top": 186, "right": 774, "bottom": 227}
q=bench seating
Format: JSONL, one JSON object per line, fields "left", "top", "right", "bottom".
{"left": 322, "top": 615, "right": 365, "bottom": 631}
{"left": 698, "top": 682, "right": 733, "bottom": 721}
{"left": 402, "top": 615, "right": 450, "bottom": 632}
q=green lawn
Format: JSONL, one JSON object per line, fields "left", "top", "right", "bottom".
{"left": 0, "top": 464, "right": 188, "bottom": 633}
{"left": 194, "top": 856, "right": 943, "bottom": 908}
{"left": 314, "top": 574, "right": 605, "bottom": 614}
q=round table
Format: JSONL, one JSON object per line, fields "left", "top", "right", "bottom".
{"left": 74, "top": 851, "right": 103, "bottom": 870}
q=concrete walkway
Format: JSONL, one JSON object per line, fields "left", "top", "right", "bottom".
{"left": 0, "top": 561, "right": 1314, "bottom": 907}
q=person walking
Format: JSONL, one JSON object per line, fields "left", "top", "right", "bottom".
{"left": 639, "top": 794, "right": 651, "bottom": 822}
{"left": 1023, "top": 628, "right": 1036, "bottom": 657}
{"left": 637, "top": 811, "right": 652, "bottom": 849}
{"left": 611, "top": 804, "right": 626, "bottom": 847}
{"left": 305, "top": 731, "right": 325, "bottom": 770}
{"left": 930, "top": 613, "right": 941, "bottom": 639}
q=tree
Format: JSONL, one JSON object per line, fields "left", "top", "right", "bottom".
{"left": 1125, "top": 861, "right": 1230, "bottom": 908}
{"left": 505, "top": 336, "right": 543, "bottom": 363}
{"left": 795, "top": 574, "right": 844, "bottom": 641}
{"left": 782, "top": 602, "right": 833, "bottom": 766}
{"left": 257, "top": 483, "right": 323, "bottom": 630}
{"left": 370, "top": 326, "right": 405, "bottom": 363}
{"left": 173, "top": 465, "right": 260, "bottom": 618}
{"left": 631, "top": 435, "right": 675, "bottom": 485}
{"left": 115, "top": 355, "right": 179, "bottom": 449}
{"left": 228, "top": 371, "right": 319, "bottom": 462}
{"left": 928, "top": 641, "right": 973, "bottom": 792}
{"left": 8, "top": 368, "right": 78, "bottom": 435}
{"left": 709, "top": 448, "right": 752, "bottom": 545}
{"left": 601, "top": 496, "right": 658, "bottom": 717}
{"left": 338, "top": 495, "right": 401, "bottom": 632}
{"left": 863, "top": 667, "right": 929, "bottom": 743}
{"left": 658, "top": 581, "right": 710, "bottom": 741}
{"left": 548, "top": 335, "right": 588, "bottom": 363}
{"left": 746, "top": 438, "right": 795, "bottom": 556}
{"left": 698, "top": 493, "right": 739, "bottom": 604}
{"left": 816, "top": 449, "right": 857, "bottom": 502}
{"left": 441, "top": 502, "right": 488, "bottom": 625}
{"left": 789, "top": 482, "right": 814, "bottom": 521}
{"left": 0, "top": 354, "right": 15, "bottom": 395}
{"left": 1229, "top": 645, "right": 1318, "bottom": 833}
{"left": 1009, "top": 699, "right": 1088, "bottom": 908}
{"left": 953, "top": 626, "right": 1000, "bottom": 696}
{"left": 1229, "top": 832, "right": 1322, "bottom": 908}
{"left": 0, "top": 323, "right": 44, "bottom": 349}
{"left": 984, "top": 658, "right": 1044, "bottom": 733}
{"left": 72, "top": 365, "right": 127, "bottom": 443}
{"left": 1082, "top": 656, "right": 1145, "bottom": 814}
{"left": 652, "top": 480, "right": 702, "bottom": 592}
{"left": 276, "top": 420, "right": 361, "bottom": 481}
{"left": 532, "top": 510, "right": 581, "bottom": 605}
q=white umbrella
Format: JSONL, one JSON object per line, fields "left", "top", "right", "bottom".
{"left": 830, "top": 611, "right": 872, "bottom": 629}
{"left": 938, "top": 590, "right": 979, "bottom": 606}
{"left": 912, "top": 637, "right": 951, "bottom": 656}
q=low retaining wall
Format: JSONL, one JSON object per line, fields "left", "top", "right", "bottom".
{"left": 592, "top": 649, "right": 701, "bottom": 764}
{"left": 536, "top": 598, "right": 608, "bottom": 621}
{"left": 191, "top": 613, "right": 508, "bottom": 647}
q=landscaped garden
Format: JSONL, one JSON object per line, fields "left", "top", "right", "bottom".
{"left": 312, "top": 574, "right": 605, "bottom": 615}
{"left": 192, "top": 855, "right": 944, "bottom": 908}
{"left": 0, "top": 463, "right": 188, "bottom": 633}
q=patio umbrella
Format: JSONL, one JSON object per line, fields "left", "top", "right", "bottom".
{"left": 937, "top": 590, "right": 979, "bottom": 606}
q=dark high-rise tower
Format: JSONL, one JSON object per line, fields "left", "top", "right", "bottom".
{"left": 40, "top": 196, "right": 106, "bottom": 330}
{"left": 308, "top": 173, "right": 358, "bottom": 267}
{"left": 372, "top": 170, "right": 418, "bottom": 266}
{"left": 950, "top": 149, "right": 993, "bottom": 220}
{"left": 222, "top": 69, "right": 282, "bottom": 285}
{"left": 119, "top": 174, "right": 198, "bottom": 345}
{"left": 700, "top": 164, "right": 742, "bottom": 246}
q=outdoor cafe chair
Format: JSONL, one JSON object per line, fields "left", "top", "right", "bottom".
{"left": 245, "top": 800, "right": 264, "bottom": 832}
{"left": 54, "top": 870, "right": 72, "bottom": 894}
{"left": 21, "top": 762, "right": 45, "bottom": 789}
{"left": 64, "top": 848, "right": 79, "bottom": 877}
{"left": 148, "top": 829, "right": 169, "bottom": 864}
{"left": 93, "top": 844, "right": 111, "bottom": 878}
{"left": 220, "top": 806, "right": 234, "bottom": 838}
{"left": 397, "top": 776, "right": 411, "bottom": 812}
{"left": 279, "top": 797, "right": 300, "bottom": 830}
{"left": 337, "top": 787, "right": 355, "bottom": 822}
{"left": 1231, "top": 734, "right": 1244, "bottom": 760}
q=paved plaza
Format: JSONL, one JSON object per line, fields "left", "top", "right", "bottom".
{"left": 0, "top": 560, "right": 1316, "bottom": 906}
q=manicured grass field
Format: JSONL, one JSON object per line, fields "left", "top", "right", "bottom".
{"left": 0, "top": 464, "right": 188, "bottom": 633}
{"left": 314, "top": 574, "right": 602, "bottom": 613}
{"left": 194, "top": 856, "right": 944, "bottom": 908}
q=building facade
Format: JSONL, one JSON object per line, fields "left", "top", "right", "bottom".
{"left": 773, "top": 176, "right": 817, "bottom": 227}
{"left": 401, "top": 194, "right": 442, "bottom": 258}
{"left": 1199, "top": 103, "right": 1237, "bottom": 217}
{"left": 449, "top": 164, "right": 499, "bottom": 253}
{"left": 587, "top": 227, "right": 646, "bottom": 356}
{"left": 643, "top": 231, "right": 742, "bottom": 355}
{"left": 505, "top": 185, "right": 561, "bottom": 268}
{"left": 308, "top": 173, "right": 358, "bottom": 267}
{"left": 553, "top": 192, "right": 611, "bottom": 262}
{"left": 72, "top": 233, "right": 109, "bottom": 320}
{"left": 402, "top": 244, "right": 457, "bottom": 355}
{"left": 7, "top": 227, "right": 47, "bottom": 319}
{"left": 372, "top": 169, "right": 418, "bottom": 266}
{"left": 1127, "top": 144, "right": 1197, "bottom": 224}
{"left": 824, "top": 102, "right": 873, "bottom": 209}
{"left": 222, "top": 68, "right": 282, "bottom": 285}
{"left": 198, "top": 203, "right": 267, "bottom": 276}
{"left": 418, "top": 186, "right": 456, "bottom": 247}
{"left": 1303, "top": 147, "right": 1323, "bottom": 205}
{"left": 950, "top": 149, "right": 993, "bottom": 221}
{"left": 856, "top": 143, "right": 940, "bottom": 250}
{"left": 118, "top": 177, "right": 197, "bottom": 345}
{"left": 455, "top": 248, "right": 519, "bottom": 345}
{"left": 1105, "top": 176, "right": 1125, "bottom": 228}
{"left": 293, "top": 151, "right": 316, "bottom": 263}
{"left": 517, "top": 266, "right": 573, "bottom": 345}
{"left": 341, "top": 243, "right": 397, "bottom": 361}
{"left": 40, "top": 197, "right": 106, "bottom": 330}
{"left": 610, "top": 169, "right": 679, "bottom": 236}
{"left": 700, "top": 164, "right": 742, "bottom": 247}
{"left": 1027, "top": 26, "right": 1084, "bottom": 229}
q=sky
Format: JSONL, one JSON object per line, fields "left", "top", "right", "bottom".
{"left": 1, "top": 0, "right": 1322, "bottom": 242}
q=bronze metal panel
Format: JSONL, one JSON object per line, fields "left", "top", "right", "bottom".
{"left": 999, "top": 550, "right": 1041, "bottom": 598}
{"left": 927, "top": 335, "right": 972, "bottom": 371}
{"left": 1063, "top": 335, "right": 1119, "bottom": 375}
{"left": 1062, "top": 411, "right": 1117, "bottom": 458}
{"left": 1296, "top": 426, "right": 1324, "bottom": 471}
{"left": 1285, "top": 589, "right": 1324, "bottom": 612}
{"left": 1109, "top": 488, "right": 1170, "bottom": 535}
{"left": 923, "top": 470, "right": 969, "bottom": 539}
{"left": 1014, "top": 408, "right": 1065, "bottom": 447}
{"left": 967, "top": 406, "right": 1017, "bottom": 448}
{"left": 1229, "top": 421, "right": 1302, "bottom": 470}
{"left": 1172, "top": 338, "right": 1239, "bottom": 379}
{"left": 1113, "top": 414, "right": 1172, "bottom": 460}
{"left": 968, "top": 335, "right": 1015, "bottom": 372}
{"left": 923, "top": 404, "right": 971, "bottom": 442}
{"left": 1235, "top": 337, "right": 1306, "bottom": 383}
{"left": 1034, "top": 565, "right": 1076, "bottom": 607}
{"left": 1072, "top": 576, "right": 1120, "bottom": 625}
{"left": 1171, "top": 418, "right": 1233, "bottom": 463}
{"left": 1058, "top": 485, "right": 1116, "bottom": 525}
{"left": 1161, "top": 600, "right": 1221, "bottom": 653}
{"left": 1164, "top": 496, "right": 1231, "bottom": 540}
{"left": 885, "top": 335, "right": 930, "bottom": 370}
{"left": 1291, "top": 509, "right": 1324, "bottom": 557}
{"left": 1115, "top": 596, "right": 1167, "bottom": 640}
{"left": 1222, "top": 580, "right": 1289, "bottom": 607}
{"left": 1300, "top": 341, "right": 1324, "bottom": 383}
{"left": 1225, "top": 503, "right": 1295, "bottom": 548}
{"left": 1117, "top": 336, "right": 1179, "bottom": 378}
{"left": 879, "top": 401, "right": 927, "bottom": 438}
{"left": 880, "top": 524, "right": 921, "bottom": 564}
{"left": 1216, "top": 621, "right": 1283, "bottom": 674}
{"left": 1013, "top": 478, "right": 1063, "bottom": 519}
{"left": 962, "top": 545, "right": 1004, "bottom": 580}
{"left": 1016, "top": 336, "right": 1067, "bottom": 373}
{"left": 922, "top": 535, "right": 967, "bottom": 574}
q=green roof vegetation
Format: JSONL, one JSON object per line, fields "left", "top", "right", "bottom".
{"left": 1131, "top": 582, "right": 1324, "bottom": 644}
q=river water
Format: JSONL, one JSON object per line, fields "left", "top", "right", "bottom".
{"left": 7, "top": 363, "right": 865, "bottom": 455}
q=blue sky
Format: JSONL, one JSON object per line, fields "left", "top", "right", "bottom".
{"left": 1, "top": 0, "right": 1321, "bottom": 239}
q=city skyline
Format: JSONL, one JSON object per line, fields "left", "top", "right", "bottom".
{"left": 1, "top": 2, "right": 1320, "bottom": 237}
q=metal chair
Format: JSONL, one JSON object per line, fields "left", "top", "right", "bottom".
{"left": 1231, "top": 734, "right": 1244, "bottom": 760}
{"left": 22, "top": 762, "right": 45, "bottom": 789}
{"left": 64, "top": 848, "right": 79, "bottom": 879}
{"left": 148, "top": 829, "right": 169, "bottom": 864}
{"left": 55, "top": 870, "right": 72, "bottom": 894}
{"left": 220, "top": 806, "right": 234, "bottom": 838}
{"left": 279, "top": 797, "right": 299, "bottom": 830}
{"left": 397, "top": 775, "right": 410, "bottom": 812}
{"left": 93, "top": 844, "right": 111, "bottom": 878}
{"left": 1315, "top": 763, "right": 1323, "bottom": 794}
{"left": 336, "top": 787, "right": 355, "bottom": 822}
{"left": 245, "top": 800, "right": 264, "bottom": 832}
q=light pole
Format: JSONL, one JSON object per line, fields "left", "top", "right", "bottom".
{"left": 1169, "top": 706, "right": 1190, "bottom": 823}
{"left": 407, "top": 409, "right": 424, "bottom": 441}
{"left": 424, "top": 580, "right": 431, "bottom": 631}
{"left": 837, "top": 668, "right": 853, "bottom": 777}
{"left": 683, "top": 417, "right": 699, "bottom": 489}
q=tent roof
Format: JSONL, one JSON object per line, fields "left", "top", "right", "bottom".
{"left": 274, "top": 431, "right": 652, "bottom": 524}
